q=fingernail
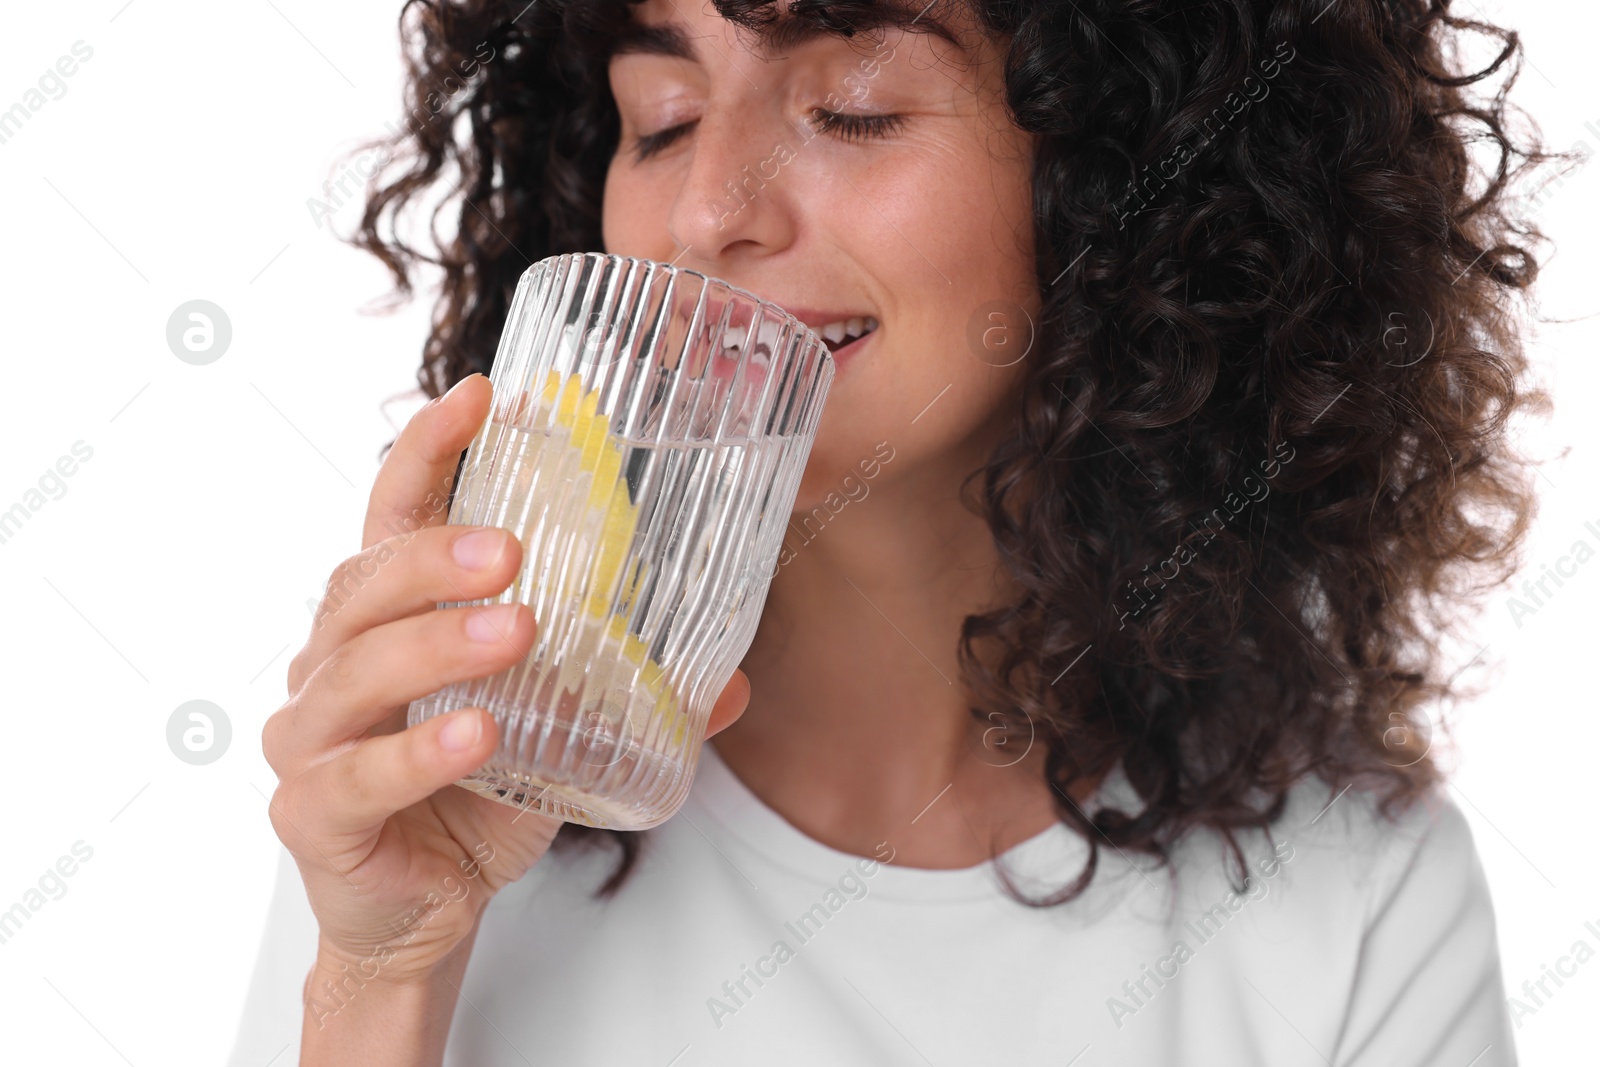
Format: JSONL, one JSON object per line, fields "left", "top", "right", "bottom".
{"left": 453, "top": 529, "right": 508, "bottom": 570}
{"left": 443, "top": 373, "right": 482, "bottom": 401}
{"left": 466, "top": 603, "right": 520, "bottom": 642}
{"left": 439, "top": 710, "right": 482, "bottom": 751}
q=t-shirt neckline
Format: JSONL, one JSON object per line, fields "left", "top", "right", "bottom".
{"left": 685, "top": 739, "right": 1129, "bottom": 903}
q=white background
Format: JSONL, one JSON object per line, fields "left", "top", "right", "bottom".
{"left": 0, "top": 2, "right": 1593, "bottom": 1064}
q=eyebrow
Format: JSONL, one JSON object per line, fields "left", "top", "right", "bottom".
{"left": 607, "top": 3, "right": 962, "bottom": 62}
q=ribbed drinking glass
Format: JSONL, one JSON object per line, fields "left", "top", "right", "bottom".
{"left": 407, "top": 252, "right": 833, "bottom": 829}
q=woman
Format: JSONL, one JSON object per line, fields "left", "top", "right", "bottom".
{"left": 231, "top": 0, "right": 1551, "bottom": 1063}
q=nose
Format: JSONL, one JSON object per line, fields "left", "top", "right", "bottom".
{"left": 665, "top": 100, "right": 797, "bottom": 269}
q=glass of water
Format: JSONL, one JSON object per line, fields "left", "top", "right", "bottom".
{"left": 407, "top": 252, "right": 833, "bottom": 829}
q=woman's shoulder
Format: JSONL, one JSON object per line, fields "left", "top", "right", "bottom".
{"left": 1090, "top": 757, "right": 1489, "bottom": 924}
{"left": 1146, "top": 772, "right": 1511, "bottom": 1064}
{"left": 1266, "top": 771, "right": 1487, "bottom": 916}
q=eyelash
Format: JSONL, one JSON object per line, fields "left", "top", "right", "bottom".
{"left": 632, "top": 122, "right": 694, "bottom": 161}
{"left": 630, "top": 109, "right": 905, "bottom": 162}
{"left": 808, "top": 108, "right": 907, "bottom": 143}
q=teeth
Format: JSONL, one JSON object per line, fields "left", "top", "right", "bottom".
{"left": 724, "top": 315, "right": 881, "bottom": 353}
{"left": 817, "top": 316, "right": 878, "bottom": 346}
{"left": 722, "top": 319, "right": 784, "bottom": 355}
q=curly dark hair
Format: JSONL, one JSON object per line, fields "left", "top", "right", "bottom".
{"left": 350, "top": 0, "right": 1556, "bottom": 901}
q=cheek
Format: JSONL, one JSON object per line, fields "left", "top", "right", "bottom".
{"left": 601, "top": 157, "right": 671, "bottom": 256}
{"left": 790, "top": 140, "right": 1035, "bottom": 497}
{"left": 600, "top": 158, "right": 625, "bottom": 252}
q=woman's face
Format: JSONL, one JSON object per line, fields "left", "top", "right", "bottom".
{"left": 603, "top": 0, "right": 1037, "bottom": 505}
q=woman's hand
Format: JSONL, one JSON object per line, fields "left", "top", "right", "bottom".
{"left": 260, "top": 373, "right": 750, "bottom": 1059}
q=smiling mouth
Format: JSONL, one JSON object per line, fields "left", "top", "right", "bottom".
{"left": 715, "top": 314, "right": 879, "bottom": 361}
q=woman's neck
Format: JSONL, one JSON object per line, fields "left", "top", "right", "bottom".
{"left": 718, "top": 432, "right": 1090, "bottom": 869}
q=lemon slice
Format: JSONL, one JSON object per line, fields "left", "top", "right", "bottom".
{"left": 538, "top": 371, "right": 683, "bottom": 742}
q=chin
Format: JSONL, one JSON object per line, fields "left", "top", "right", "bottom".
{"left": 788, "top": 433, "right": 900, "bottom": 519}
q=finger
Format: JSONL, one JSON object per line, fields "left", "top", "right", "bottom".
{"left": 705, "top": 668, "right": 751, "bottom": 738}
{"left": 268, "top": 601, "right": 535, "bottom": 777}
{"left": 362, "top": 373, "right": 493, "bottom": 551}
{"left": 284, "top": 706, "right": 501, "bottom": 842}
{"left": 293, "top": 524, "right": 523, "bottom": 691}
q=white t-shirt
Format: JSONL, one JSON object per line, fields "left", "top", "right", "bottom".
{"left": 228, "top": 742, "right": 1516, "bottom": 1066}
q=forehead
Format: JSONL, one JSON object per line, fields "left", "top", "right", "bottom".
{"left": 608, "top": 0, "right": 966, "bottom": 63}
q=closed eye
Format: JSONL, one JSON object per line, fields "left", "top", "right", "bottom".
{"left": 630, "top": 109, "right": 907, "bottom": 163}
{"left": 808, "top": 108, "right": 906, "bottom": 143}
{"left": 633, "top": 118, "right": 698, "bottom": 162}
